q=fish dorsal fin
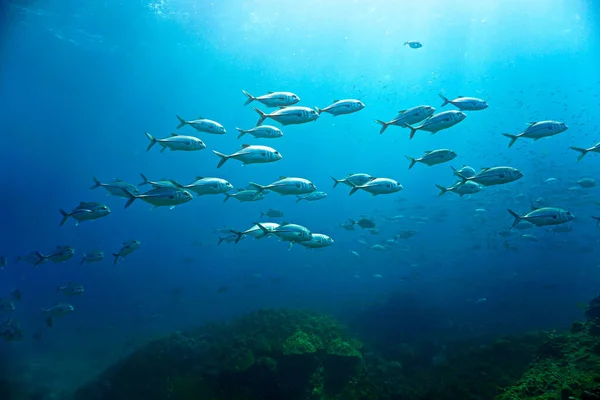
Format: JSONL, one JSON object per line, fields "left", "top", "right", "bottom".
{"left": 236, "top": 188, "right": 245, "bottom": 192}
{"left": 480, "top": 167, "right": 490, "bottom": 172}
{"left": 241, "top": 144, "right": 251, "bottom": 148}
{"left": 170, "top": 133, "right": 179, "bottom": 137}
{"left": 424, "top": 150, "right": 432, "bottom": 154}
{"left": 279, "top": 176, "right": 287, "bottom": 180}
{"left": 527, "top": 121, "right": 537, "bottom": 126}
{"left": 79, "top": 201, "right": 86, "bottom": 205}
{"left": 197, "top": 116, "right": 204, "bottom": 120}
{"left": 267, "top": 91, "right": 274, "bottom": 94}
{"left": 281, "top": 221, "right": 289, "bottom": 226}
{"left": 278, "top": 106, "right": 288, "bottom": 109}
{"left": 333, "top": 99, "right": 339, "bottom": 102}
{"left": 457, "top": 95, "right": 465, "bottom": 98}
{"left": 196, "top": 176, "right": 204, "bottom": 180}
{"left": 397, "top": 109, "right": 406, "bottom": 114}
{"left": 114, "top": 178, "right": 122, "bottom": 182}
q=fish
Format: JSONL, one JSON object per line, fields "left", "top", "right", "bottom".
{"left": 576, "top": 178, "right": 596, "bottom": 188}
{"left": 395, "top": 230, "right": 418, "bottom": 240}
{"left": 113, "top": 240, "right": 141, "bottom": 264}
{"left": 123, "top": 187, "right": 193, "bottom": 209}
{"left": 570, "top": 143, "right": 600, "bottom": 161}
{"left": 502, "top": 121, "right": 568, "bottom": 148}
{"left": 438, "top": 94, "right": 488, "bottom": 111}
{"left": 315, "top": 99, "right": 364, "bottom": 116}
{"left": 144, "top": 132, "right": 206, "bottom": 152}
{"left": 138, "top": 174, "right": 177, "bottom": 188}
{"left": 456, "top": 166, "right": 523, "bottom": 186}
{"left": 79, "top": 251, "right": 104, "bottom": 265}
{"left": 175, "top": 115, "right": 226, "bottom": 134}
{"left": 236, "top": 125, "right": 283, "bottom": 139}
{"left": 231, "top": 222, "right": 281, "bottom": 244}
{"left": 241, "top": 90, "right": 300, "bottom": 107}
{"left": 375, "top": 105, "right": 435, "bottom": 134}
{"left": 256, "top": 222, "right": 312, "bottom": 248}
{"left": 435, "top": 181, "right": 482, "bottom": 197}
{"left": 16, "top": 252, "right": 46, "bottom": 266}
{"left": 298, "top": 234, "right": 334, "bottom": 248}
{"left": 250, "top": 177, "right": 317, "bottom": 197}
{"left": 296, "top": 191, "right": 327, "bottom": 203}
{"left": 0, "top": 257, "right": 6, "bottom": 269}
{"left": 404, "top": 41, "right": 422, "bottom": 49}
{"left": 507, "top": 207, "right": 574, "bottom": 227}
{"left": 224, "top": 189, "right": 264, "bottom": 203}
{"left": 331, "top": 173, "right": 375, "bottom": 188}
{"left": 34, "top": 246, "right": 75, "bottom": 266}
{"left": 340, "top": 220, "right": 356, "bottom": 230}
{"left": 348, "top": 178, "right": 403, "bottom": 196}
{"left": 42, "top": 303, "right": 74, "bottom": 328}
{"left": 218, "top": 234, "right": 242, "bottom": 245}
{"left": 260, "top": 209, "right": 284, "bottom": 219}
{"left": 90, "top": 177, "right": 139, "bottom": 198}
{"left": 402, "top": 110, "right": 466, "bottom": 139}
{"left": 57, "top": 282, "right": 84, "bottom": 296}
{"left": 370, "top": 245, "right": 386, "bottom": 251}
{"left": 0, "top": 298, "right": 15, "bottom": 313}
{"left": 406, "top": 149, "right": 457, "bottom": 169}
{"left": 213, "top": 144, "right": 282, "bottom": 168}
{"left": 350, "top": 217, "right": 376, "bottom": 229}
{"left": 170, "top": 177, "right": 233, "bottom": 195}
{"left": 520, "top": 234, "right": 539, "bottom": 242}
{"left": 253, "top": 106, "right": 319, "bottom": 126}
{"left": 59, "top": 202, "right": 111, "bottom": 226}
{"left": 451, "top": 165, "right": 476, "bottom": 179}
{"left": 593, "top": 216, "right": 600, "bottom": 227}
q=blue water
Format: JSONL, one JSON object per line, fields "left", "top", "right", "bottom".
{"left": 2, "top": 0, "right": 600, "bottom": 395}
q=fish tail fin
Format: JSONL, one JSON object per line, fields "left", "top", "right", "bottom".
{"left": 253, "top": 222, "right": 269, "bottom": 235}
{"left": 570, "top": 146, "right": 588, "bottom": 162}
{"left": 435, "top": 184, "right": 448, "bottom": 197}
{"left": 235, "top": 127, "right": 247, "bottom": 139}
{"left": 249, "top": 182, "right": 266, "bottom": 193}
{"left": 139, "top": 173, "right": 149, "bottom": 186}
{"left": 79, "top": 254, "right": 86, "bottom": 266}
{"left": 34, "top": 251, "right": 46, "bottom": 267}
{"left": 507, "top": 209, "right": 522, "bottom": 227}
{"left": 259, "top": 211, "right": 266, "bottom": 220}
{"left": 315, "top": 106, "right": 322, "bottom": 115}
{"left": 348, "top": 182, "right": 360, "bottom": 196}
{"left": 375, "top": 119, "right": 389, "bottom": 134}
{"left": 90, "top": 176, "right": 102, "bottom": 190}
{"left": 592, "top": 216, "right": 600, "bottom": 227}
{"left": 223, "top": 193, "right": 231, "bottom": 203}
{"left": 217, "top": 237, "right": 225, "bottom": 245}
{"left": 502, "top": 133, "right": 519, "bottom": 148}
{"left": 175, "top": 115, "right": 187, "bottom": 129}
{"left": 213, "top": 150, "right": 230, "bottom": 169}
{"left": 253, "top": 107, "right": 268, "bottom": 126}
{"left": 144, "top": 132, "right": 157, "bottom": 151}
{"left": 45, "top": 316, "right": 54, "bottom": 328}
{"left": 405, "top": 156, "right": 417, "bottom": 170}
{"left": 349, "top": 219, "right": 356, "bottom": 226}
{"left": 112, "top": 253, "right": 120, "bottom": 265}
{"left": 296, "top": 196, "right": 303, "bottom": 203}
{"left": 242, "top": 90, "right": 255, "bottom": 106}
{"left": 331, "top": 176, "right": 342, "bottom": 188}
{"left": 438, "top": 93, "right": 450, "bottom": 107}
{"left": 59, "top": 209, "right": 70, "bottom": 226}
{"left": 402, "top": 123, "right": 418, "bottom": 139}
{"left": 231, "top": 230, "right": 245, "bottom": 244}
{"left": 123, "top": 189, "right": 138, "bottom": 209}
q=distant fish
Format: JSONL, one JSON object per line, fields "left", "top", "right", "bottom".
{"left": 435, "top": 181, "right": 482, "bottom": 197}
{"left": 507, "top": 207, "right": 574, "bottom": 228}
{"left": 175, "top": 115, "right": 226, "bottom": 134}
{"left": 502, "top": 120, "right": 568, "bottom": 148}
{"left": 402, "top": 110, "right": 466, "bottom": 139}
{"left": 224, "top": 189, "right": 264, "bottom": 203}
{"left": 406, "top": 149, "right": 457, "bottom": 170}
{"left": 331, "top": 173, "right": 375, "bottom": 188}
{"left": 138, "top": 174, "right": 177, "bottom": 188}
{"left": 16, "top": 252, "right": 46, "bottom": 266}
{"left": 375, "top": 105, "right": 435, "bottom": 134}
{"left": 171, "top": 177, "right": 233, "bottom": 196}
{"left": 315, "top": 99, "right": 364, "bottom": 116}
{"left": 350, "top": 217, "right": 376, "bottom": 229}
{"left": 113, "top": 240, "right": 141, "bottom": 265}
{"left": 253, "top": 106, "right": 319, "bottom": 126}
{"left": 90, "top": 177, "right": 139, "bottom": 198}
{"left": 348, "top": 178, "right": 403, "bottom": 196}
{"left": 42, "top": 303, "right": 74, "bottom": 328}
{"left": 404, "top": 41, "right": 422, "bottom": 49}
{"left": 296, "top": 191, "right": 327, "bottom": 203}
{"left": 250, "top": 177, "right": 316, "bottom": 197}
{"left": 57, "top": 282, "right": 84, "bottom": 296}
{"left": 260, "top": 209, "right": 284, "bottom": 219}
{"left": 80, "top": 251, "right": 104, "bottom": 265}
{"left": 576, "top": 177, "right": 595, "bottom": 188}
{"left": 236, "top": 125, "right": 283, "bottom": 140}
{"left": 59, "top": 202, "right": 111, "bottom": 226}
{"left": 438, "top": 94, "right": 488, "bottom": 111}
{"left": 34, "top": 246, "right": 75, "bottom": 266}
{"left": 241, "top": 90, "right": 300, "bottom": 107}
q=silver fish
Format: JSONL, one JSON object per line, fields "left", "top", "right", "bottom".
{"left": 175, "top": 115, "right": 226, "bottom": 134}
{"left": 113, "top": 240, "right": 141, "bottom": 264}
{"left": 59, "top": 202, "right": 110, "bottom": 226}
{"left": 213, "top": 144, "right": 282, "bottom": 168}
{"left": 316, "top": 99, "right": 364, "bottom": 116}
{"left": 403, "top": 110, "right": 466, "bottom": 139}
{"left": 242, "top": 90, "right": 300, "bottom": 107}
{"left": 145, "top": 132, "right": 205, "bottom": 153}
{"left": 254, "top": 106, "right": 319, "bottom": 126}
{"left": 90, "top": 177, "right": 139, "bottom": 198}
{"left": 439, "top": 94, "right": 488, "bottom": 111}
{"left": 502, "top": 120, "right": 568, "bottom": 148}
{"left": 375, "top": 105, "right": 435, "bottom": 134}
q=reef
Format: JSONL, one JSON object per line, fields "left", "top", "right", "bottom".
{"left": 73, "top": 309, "right": 364, "bottom": 400}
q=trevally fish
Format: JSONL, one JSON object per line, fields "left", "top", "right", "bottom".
{"left": 175, "top": 115, "right": 226, "bottom": 134}
{"left": 331, "top": 173, "right": 375, "bottom": 188}
{"left": 250, "top": 177, "right": 316, "bottom": 197}
{"left": 507, "top": 207, "right": 574, "bottom": 228}
{"left": 456, "top": 166, "right": 523, "bottom": 186}
{"left": 502, "top": 120, "right": 568, "bottom": 148}
{"left": 57, "top": 282, "right": 84, "bottom": 296}
{"left": 297, "top": 233, "right": 334, "bottom": 249}
{"left": 123, "top": 187, "right": 193, "bottom": 209}
{"left": 404, "top": 41, "right": 422, "bottom": 49}
{"left": 59, "top": 202, "right": 110, "bottom": 226}
{"left": 570, "top": 142, "right": 600, "bottom": 161}
{"left": 34, "top": 246, "right": 75, "bottom": 266}
{"left": 256, "top": 222, "right": 312, "bottom": 248}
{"left": 236, "top": 125, "right": 283, "bottom": 140}
{"left": 42, "top": 303, "right": 74, "bottom": 328}
{"left": 315, "top": 99, "right": 364, "bottom": 116}
{"left": 144, "top": 132, "right": 206, "bottom": 153}
{"left": 231, "top": 222, "right": 280, "bottom": 244}
{"left": 406, "top": 149, "right": 457, "bottom": 170}
{"left": 403, "top": 110, "right": 466, "bottom": 139}
{"left": 90, "top": 177, "right": 139, "bottom": 198}
{"left": 171, "top": 177, "right": 233, "bottom": 195}
{"left": 296, "top": 191, "right": 327, "bottom": 203}
{"left": 254, "top": 106, "right": 319, "bottom": 126}
{"left": 242, "top": 90, "right": 300, "bottom": 107}
{"left": 435, "top": 181, "right": 482, "bottom": 197}
{"left": 260, "top": 209, "right": 284, "bottom": 219}
{"left": 113, "top": 240, "right": 141, "bottom": 265}
{"left": 213, "top": 144, "right": 282, "bottom": 168}
{"left": 223, "top": 189, "right": 264, "bottom": 203}
{"left": 349, "top": 178, "right": 403, "bottom": 196}
{"left": 138, "top": 174, "right": 177, "bottom": 188}
{"left": 375, "top": 105, "right": 435, "bottom": 134}
{"left": 80, "top": 251, "right": 104, "bottom": 265}
{"left": 439, "top": 94, "right": 488, "bottom": 111}
{"left": 451, "top": 165, "right": 476, "bottom": 179}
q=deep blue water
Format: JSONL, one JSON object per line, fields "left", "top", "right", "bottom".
{"left": 2, "top": 0, "right": 600, "bottom": 395}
